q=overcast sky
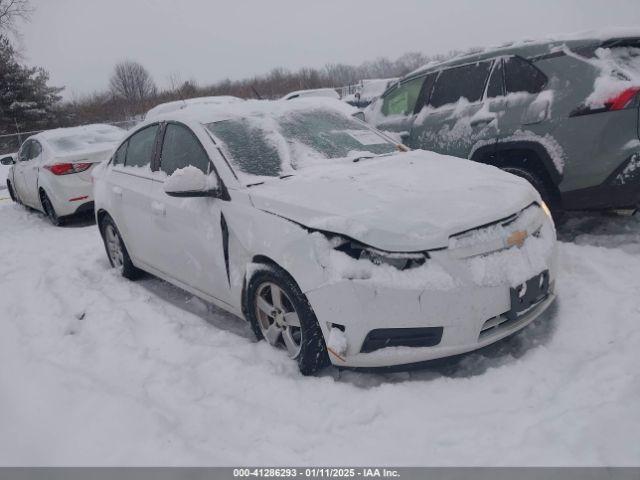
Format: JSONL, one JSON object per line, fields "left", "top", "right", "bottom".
{"left": 17, "top": 0, "right": 640, "bottom": 99}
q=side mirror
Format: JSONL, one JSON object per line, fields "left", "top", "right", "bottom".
{"left": 0, "top": 156, "right": 15, "bottom": 166}
{"left": 163, "top": 166, "right": 221, "bottom": 198}
{"left": 352, "top": 111, "right": 365, "bottom": 121}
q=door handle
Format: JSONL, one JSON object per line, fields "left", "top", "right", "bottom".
{"left": 151, "top": 201, "right": 166, "bottom": 216}
{"left": 112, "top": 186, "right": 123, "bottom": 197}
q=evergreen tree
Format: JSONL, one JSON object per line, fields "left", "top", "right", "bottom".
{"left": 0, "top": 34, "right": 63, "bottom": 152}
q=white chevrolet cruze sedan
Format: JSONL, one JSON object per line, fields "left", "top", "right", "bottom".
{"left": 93, "top": 99, "right": 557, "bottom": 374}
{"left": 3, "top": 124, "right": 125, "bottom": 225}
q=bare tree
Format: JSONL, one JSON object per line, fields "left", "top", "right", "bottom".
{"left": 0, "top": 0, "right": 31, "bottom": 32}
{"left": 109, "top": 60, "right": 157, "bottom": 106}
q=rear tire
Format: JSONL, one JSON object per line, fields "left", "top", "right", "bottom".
{"left": 39, "top": 189, "right": 64, "bottom": 226}
{"left": 502, "top": 166, "right": 563, "bottom": 223}
{"left": 245, "top": 265, "right": 330, "bottom": 375}
{"left": 6, "top": 181, "right": 16, "bottom": 202}
{"left": 99, "top": 215, "right": 143, "bottom": 280}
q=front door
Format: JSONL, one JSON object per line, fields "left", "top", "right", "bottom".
{"left": 146, "top": 122, "right": 231, "bottom": 305}
{"left": 22, "top": 140, "right": 43, "bottom": 208}
{"left": 368, "top": 75, "right": 427, "bottom": 144}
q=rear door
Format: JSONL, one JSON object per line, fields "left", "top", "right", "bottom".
{"left": 493, "top": 56, "right": 551, "bottom": 140}
{"left": 12, "top": 141, "right": 31, "bottom": 204}
{"left": 408, "top": 60, "right": 496, "bottom": 159}
{"left": 146, "top": 122, "right": 231, "bottom": 304}
{"left": 107, "top": 124, "right": 160, "bottom": 266}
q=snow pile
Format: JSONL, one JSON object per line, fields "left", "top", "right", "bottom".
{"left": 0, "top": 203, "right": 639, "bottom": 465}
{"left": 163, "top": 166, "right": 218, "bottom": 194}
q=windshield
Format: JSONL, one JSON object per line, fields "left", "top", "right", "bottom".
{"left": 205, "top": 109, "right": 397, "bottom": 180}
{"left": 48, "top": 126, "right": 124, "bottom": 153}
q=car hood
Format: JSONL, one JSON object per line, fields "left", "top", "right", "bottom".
{"left": 248, "top": 150, "right": 539, "bottom": 252}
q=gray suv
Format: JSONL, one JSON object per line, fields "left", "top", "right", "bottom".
{"left": 364, "top": 32, "right": 640, "bottom": 216}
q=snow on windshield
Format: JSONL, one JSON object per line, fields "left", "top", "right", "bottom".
{"left": 46, "top": 125, "right": 125, "bottom": 154}
{"left": 206, "top": 109, "right": 396, "bottom": 181}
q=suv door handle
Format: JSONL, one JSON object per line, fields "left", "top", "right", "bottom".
{"left": 151, "top": 200, "right": 166, "bottom": 216}
{"left": 112, "top": 186, "right": 123, "bottom": 197}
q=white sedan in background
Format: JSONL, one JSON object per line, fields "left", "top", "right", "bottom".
{"left": 3, "top": 124, "right": 125, "bottom": 225}
{"left": 93, "top": 98, "right": 557, "bottom": 375}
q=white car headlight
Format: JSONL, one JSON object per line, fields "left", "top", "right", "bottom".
{"left": 329, "top": 235, "right": 427, "bottom": 270}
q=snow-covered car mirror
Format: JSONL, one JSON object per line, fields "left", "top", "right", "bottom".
{"left": 163, "top": 165, "right": 220, "bottom": 198}
{"left": 0, "top": 156, "right": 15, "bottom": 165}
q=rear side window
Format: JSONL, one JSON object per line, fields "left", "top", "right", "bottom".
{"left": 112, "top": 142, "right": 128, "bottom": 166}
{"left": 381, "top": 76, "right": 424, "bottom": 116}
{"left": 30, "top": 141, "right": 42, "bottom": 159}
{"left": 19, "top": 141, "right": 32, "bottom": 162}
{"left": 429, "top": 61, "right": 493, "bottom": 108}
{"left": 160, "top": 123, "right": 210, "bottom": 176}
{"left": 125, "top": 124, "right": 159, "bottom": 168}
{"left": 504, "top": 57, "right": 547, "bottom": 94}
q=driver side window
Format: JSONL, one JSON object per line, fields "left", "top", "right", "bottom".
{"left": 159, "top": 123, "right": 211, "bottom": 176}
{"left": 381, "top": 76, "right": 425, "bottom": 116}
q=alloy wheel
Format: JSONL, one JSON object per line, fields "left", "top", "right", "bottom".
{"left": 254, "top": 281, "right": 302, "bottom": 358}
{"left": 104, "top": 224, "right": 124, "bottom": 270}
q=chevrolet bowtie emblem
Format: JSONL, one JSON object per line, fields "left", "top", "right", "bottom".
{"left": 507, "top": 230, "right": 528, "bottom": 248}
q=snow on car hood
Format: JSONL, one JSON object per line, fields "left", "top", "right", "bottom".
{"left": 248, "top": 150, "right": 539, "bottom": 252}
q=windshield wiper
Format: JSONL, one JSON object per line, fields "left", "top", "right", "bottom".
{"left": 279, "top": 174, "right": 295, "bottom": 179}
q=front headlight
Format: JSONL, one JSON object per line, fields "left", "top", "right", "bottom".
{"left": 329, "top": 235, "right": 427, "bottom": 271}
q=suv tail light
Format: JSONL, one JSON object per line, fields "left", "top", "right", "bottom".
{"left": 607, "top": 87, "right": 640, "bottom": 111}
{"left": 571, "top": 86, "right": 640, "bottom": 117}
{"left": 44, "top": 162, "right": 92, "bottom": 175}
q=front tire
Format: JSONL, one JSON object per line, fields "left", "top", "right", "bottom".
{"left": 6, "top": 181, "right": 16, "bottom": 203}
{"left": 246, "top": 265, "right": 330, "bottom": 375}
{"left": 99, "top": 215, "right": 142, "bottom": 280}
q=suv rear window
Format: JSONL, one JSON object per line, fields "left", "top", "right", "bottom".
{"left": 504, "top": 56, "right": 547, "bottom": 94}
{"left": 429, "top": 61, "right": 493, "bottom": 108}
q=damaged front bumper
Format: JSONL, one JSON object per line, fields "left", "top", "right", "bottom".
{"left": 305, "top": 204, "right": 558, "bottom": 368}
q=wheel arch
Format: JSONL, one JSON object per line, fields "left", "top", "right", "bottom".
{"left": 471, "top": 140, "right": 563, "bottom": 207}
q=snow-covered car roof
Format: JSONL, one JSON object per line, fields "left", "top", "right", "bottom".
{"left": 148, "top": 97, "right": 356, "bottom": 125}
{"left": 144, "top": 96, "right": 243, "bottom": 120}
{"left": 407, "top": 27, "right": 640, "bottom": 78}
{"left": 282, "top": 88, "right": 339, "bottom": 101}
{"left": 34, "top": 124, "right": 126, "bottom": 155}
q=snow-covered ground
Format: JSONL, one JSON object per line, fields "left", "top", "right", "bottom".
{"left": 0, "top": 200, "right": 639, "bottom": 466}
